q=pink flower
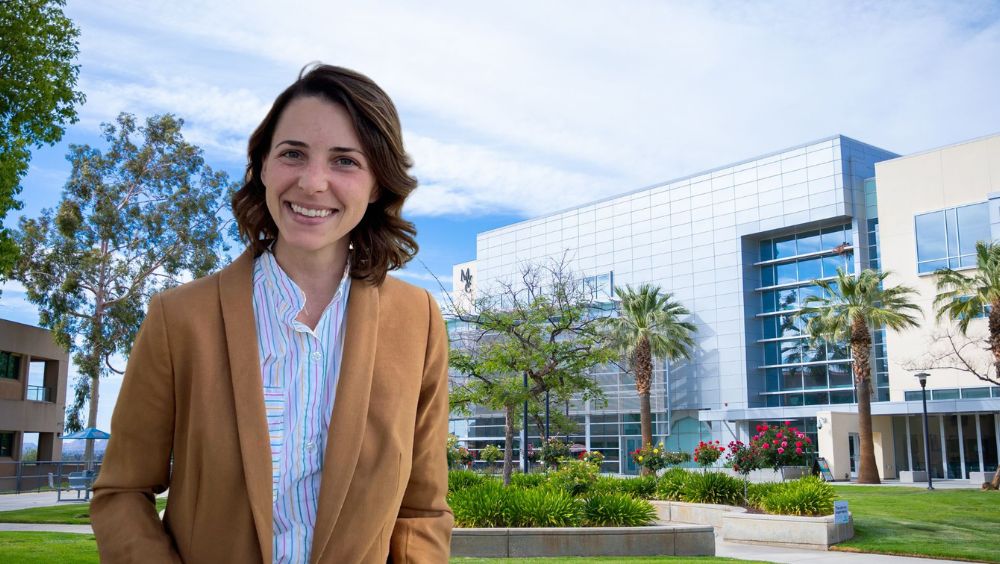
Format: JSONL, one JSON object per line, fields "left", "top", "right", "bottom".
{"left": 781, "top": 441, "right": 788, "bottom": 447}
{"left": 805, "top": 437, "right": 812, "bottom": 443}
{"left": 795, "top": 441, "right": 802, "bottom": 448}
{"left": 777, "top": 447, "right": 785, "bottom": 454}
{"left": 795, "top": 448, "right": 803, "bottom": 454}
{"left": 784, "top": 420, "right": 792, "bottom": 426}
{"left": 797, "top": 433, "right": 805, "bottom": 439}
{"left": 719, "top": 447, "right": 726, "bottom": 452}
{"left": 776, "top": 432, "right": 783, "bottom": 439}
{"left": 762, "top": 443, "right": 770, "bottom": 449}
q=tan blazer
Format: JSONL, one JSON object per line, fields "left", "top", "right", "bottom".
{"left": 91, "top": 251, "right": 453, "bottom": 563}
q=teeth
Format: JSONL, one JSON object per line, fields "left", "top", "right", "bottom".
{"left": 290, "top": 203, "right": 332, "bottom": 218}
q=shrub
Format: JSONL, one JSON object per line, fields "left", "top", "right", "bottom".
{"left": 480, "top": 444, "right": 502, "bottom": 463}
{"left": 577, "top": 450, "right": 605, "bottom": 465}
{"left": 745, "top": 481, "right": 781, "bottom": 510}
{"left": 582, "top": 493, "right": 657, "bottom": 527}
{"left": 655, "top": 468, "right": 690, "bottom": 501}
{"left": 446, "top": 434, "right": 473, "bottom": 469}
{"left": 680, "top": 471, "right": 743, "bottom": 506}
{"left": 507, "top": 487, "right": 582, "bottom": 527}
{"left": 760, "top": 476, "right": 835, "bottom": 516}
{"left": 448, "top": 480, "right": 508, "bottom": 527}
{"left": 750, "top": 422, "right": 815, "bottom": 470}
{"left": 448, "top": 469, "right": 488, "bottom": 493}
{"left": 631, "top": 442, "right": 690, "bottom": 473}
{"left": 509, "top": 471, "right": 548, "bottom": 490}
{"left": 693, "top": 440, "right": 725, "bottom": 467}
{"left": 725, "top": 440, "right": 763, "bottom": 476}
{"left": 540, "top": 438, "right": 571, "bottom": 468}
{"left": 549, "top": 459, "right": 600, "bottom": 497}
{"left": 616, "top": 475, "right": 658, "bottom": 499}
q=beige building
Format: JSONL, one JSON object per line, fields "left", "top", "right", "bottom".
{"left": 817, "top": 133, "right": 1000, "bottom": 482}
{"left": 0, "top": 318, "right": 69, "bottom": 463}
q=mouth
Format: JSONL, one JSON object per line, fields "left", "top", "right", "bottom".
{"left": 287, "top": 202, "right": 337, "bottom": 218}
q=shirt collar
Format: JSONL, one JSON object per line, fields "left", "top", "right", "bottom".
{"left": 256, "top": 250, "right": 352, "bottom": 324}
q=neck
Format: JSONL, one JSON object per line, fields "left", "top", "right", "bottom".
{"left": 272, "top": 240, "right": 349, "bottom": 309}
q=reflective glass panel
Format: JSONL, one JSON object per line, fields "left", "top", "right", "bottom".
{"left": 777, "top": 287, "right": 797, "bottom": 310}
{"left": 785, "top": 393, "right": 804, "bottom": 406}
{"left": 957, "top": 203, "right": 990, "bottom": 256}
{"left": 821, "top": 226, "right": 846, "bottom": 249}
{"left": 760, "top": 240, "right": 773, "bottom": 261}
{"left": 803, "top": 364, "right": 827, "bottom": 389}
{"left": 780, "top": 341, "right": 802, "bottom": 364}
{"left": 945, "top": 208, "right": 960, "bottom": 257}
{"left": 776, "top": 262, "right": 798, "bottom": 285}
{"left": 774, "top": 235, "right": 797, "bottom": 259}
{"left": 830, "top": 390, "right": 854, "bottom": 404}
{"left": 761, "top": 265, "right": 775, "bottom": 287}
{"left": 781, "top": 367, "right": 803, "bottom": 390}
{"left": 804, "top": 392, "right": 829, "bottom": 405}
{"left": 798, "top": 258, "right": 822, "bottom": 281}
{"left": 915, "top": 211, "right": 946, "bottom": 262}
{"left": 797, "top": 231, "right": 821, "bottom": 254}
{"left": 762, "top": 291, "right": 777, "bottom": 312}
{"left": 828, "top": 364, "right": 852, "bottom": 387}
{"left": 822, "top": 255, "right": 847, "bottom": 277}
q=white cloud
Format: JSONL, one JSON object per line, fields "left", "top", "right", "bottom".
{"left": 59, "top": 0, "right": 1000, "bottom": 221}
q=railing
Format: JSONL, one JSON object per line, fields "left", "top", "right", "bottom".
{"left": 26, "top": 385, "right": 52, "bottom": 402}
{"left": 0, "top": 460, "right": 103, "bottom": 494}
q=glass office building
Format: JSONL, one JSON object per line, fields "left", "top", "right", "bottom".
{"left": 450, "top": 133, "right": 1000, "bottom": 480}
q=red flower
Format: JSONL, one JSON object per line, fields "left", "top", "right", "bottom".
{"left": 784, "top": 420, "right": 792, "bottom": 426}
{"left": 762, "top": 443, "right": 770, "bottom": 449}
{"left": 795, "top": 441, "right": 802, "bottom": 448}
{"left": 795, "top": 448, "right": 803, "bottom": 454}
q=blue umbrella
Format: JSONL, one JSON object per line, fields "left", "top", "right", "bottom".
{"left": 63, "top": 427, "right": 111, "bottom": 440}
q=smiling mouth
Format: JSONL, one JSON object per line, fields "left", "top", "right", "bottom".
{"left": 288, "top": 202, "right": 336, "bottom": 218}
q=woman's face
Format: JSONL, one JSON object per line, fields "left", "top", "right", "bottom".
{"left": 261, "top": 95, "right": 377, "bottom": 263}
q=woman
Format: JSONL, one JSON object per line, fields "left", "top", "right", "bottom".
{"left": 91, "top": 65, "right": 453, "bottom": 563}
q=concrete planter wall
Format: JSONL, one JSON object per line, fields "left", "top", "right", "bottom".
{"left": 451, "top": 525, "right": 715, "bottom": 558}
{"left": 652, "top": 500, "right": 853, "bottom": 549}
{"left": 683, "top": 466, "right": 810, "bottom": 483}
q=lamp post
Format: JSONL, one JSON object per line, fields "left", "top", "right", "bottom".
{"left": 915, "top": 372, "right": 934, "bottom": 491}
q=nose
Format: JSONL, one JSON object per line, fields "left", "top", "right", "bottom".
{"left": 297, "top": 161, "right": 330, "bottom": 194}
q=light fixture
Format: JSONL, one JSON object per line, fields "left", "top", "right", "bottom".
{"left": 914, "top": 372, "right": 934, "bottom": 490}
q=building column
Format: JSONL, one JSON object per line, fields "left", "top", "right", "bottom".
{"left": 976, "top": 414, "right": 985, "bottom": 473}
{"left": 905, "top": 415, "right": 913, "bottom": 471}
{"left": 957, "top": 414, "right": 966, "bottom": 479}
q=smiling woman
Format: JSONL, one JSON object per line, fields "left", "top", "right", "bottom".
{"left": 90, "top": 65, "right": 453, "bottom": 564}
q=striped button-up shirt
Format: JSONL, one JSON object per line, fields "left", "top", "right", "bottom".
{"left": 252, "top": 251, "right": 351, "bottom": 564}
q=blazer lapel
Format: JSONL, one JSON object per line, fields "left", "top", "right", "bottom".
{"left": 310, "top": 280, "right": 379, "bottom": 563}
{"left": 219, "top": 250, "right": 272, "bottom": 564}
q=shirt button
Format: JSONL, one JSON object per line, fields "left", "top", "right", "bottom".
{"left": 306, "top": 441, "right": 316, "bottom": 452}
{"left": 311, "top": 351, "right": 323, "bottom": 362}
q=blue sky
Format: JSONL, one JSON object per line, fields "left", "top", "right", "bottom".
{"left": 3, "top": 0, "right": 1000, "bottom": 430}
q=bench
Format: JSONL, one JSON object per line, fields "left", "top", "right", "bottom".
{"left": 57, "top": 470, "right": 96, "bottom": 502}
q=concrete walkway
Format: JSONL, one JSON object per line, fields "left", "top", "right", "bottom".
{"left": 717, "top": 540, "right": 970, "bottom": 563}
{"left": 0, "top": 491, "right": 81, "bottom": 511}
{"left": 0, "top": 523, "right": 93, "bottom": 534}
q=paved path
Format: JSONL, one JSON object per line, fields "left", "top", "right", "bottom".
{"left": 0, "top": 491, "right": 80, "bottom": 511}
{"left": 0, "top": 523, "right": 92, "bottom": 534}
{"left": 717, "top": 540, "right": 969, "bottom": 563}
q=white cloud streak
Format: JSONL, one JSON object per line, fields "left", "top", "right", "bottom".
{"left": 60, "top": 1, "right": 1000, "bottom": 220}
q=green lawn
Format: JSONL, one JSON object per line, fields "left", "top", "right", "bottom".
{"left": 0, "top": 536, "right": 761, "bottom": 564}
{"left": 833, "top": 485, "right": 1000, "bottom": 563}
{"left": 0, "top": 532, "right": 98, "bottom": 564}
{"left": 0, "top": 498, "right": 167, "bottom": 524}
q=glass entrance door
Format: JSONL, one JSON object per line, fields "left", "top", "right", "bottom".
{"left": 848, "top": 433, "right": 860, "bottom": 479}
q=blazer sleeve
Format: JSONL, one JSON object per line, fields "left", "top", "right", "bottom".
{"left": 91, "top": 294, "right": 182, "bottom": 563}
{"left": 388, "top": 291, "right": 455, "bottom": 562}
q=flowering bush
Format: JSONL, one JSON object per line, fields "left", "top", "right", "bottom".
{"left": 693, "top": 440, "right": 725, "bottom": 467}
{"left": 630, "top": 442, "right": 690, "bottom": 473}
{"left": 480, "top": 444, "right": 503, "bottom": 466}
{"left": 446, "top": 434, "right": 474, "bottom": 469}
{"left": 578, "top": 450, "right": 605, "bottom": 465}
{"left": 725, "top": 440, "right": 763, "bottom": 476}
{"left": 540, "top": 438, "right": 571, "bottom": 468}
{"left": 751, "top": 422, "right": 814, "bottom": 469}
{"left": 525, "top": 443, "right": 539, "bottom": 463}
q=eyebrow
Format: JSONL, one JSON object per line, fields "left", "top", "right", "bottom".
{"left": 274, "top": 139, "right": 365, "bottom": 154}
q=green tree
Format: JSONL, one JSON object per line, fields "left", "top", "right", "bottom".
{"left": 933, "top": 240, "right": 1000, "bottom": 489}
{"left": 0, "top": 0, "right": 85, "bottom": 273}
{"left": 796, "top": 268, "right": 920, "bottom": 484}
{"left": 13, "top": 112, "right": 234, "bottom": 466}
{"left": 448, "top": 260, "right": 614, "bottom": 485}
{"left": 605, "top": 284, "right": 695, "bottom": 460}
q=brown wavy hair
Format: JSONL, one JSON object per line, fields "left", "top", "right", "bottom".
{"left": 232, "top": 64, "right": 418, "bottom": 285}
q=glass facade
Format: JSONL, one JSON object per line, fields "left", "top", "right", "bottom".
{"left": 914, "top": 202, "right": 990, "bottom": 273}
{"left": 894, "top": 413, "right": 1000, "bottom": 479}
{"left": 756, "top": 224, "right": 869, "bottom": 407}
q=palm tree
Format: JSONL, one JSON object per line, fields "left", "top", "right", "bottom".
{"left": 606, "top": 284, "right": 696, "bottom": 453}
{"left": 796, "top": 268, "right": 920, "bottom": 484}
{"left": 933, "top": 240, "right": 1000, "bottom": 489}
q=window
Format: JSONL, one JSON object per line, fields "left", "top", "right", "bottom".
{"left": 0, "top": 352, "right": 20, "bottom": 380}
{"left": 915, "top": 202, "right": 990, "bottom": 273}
{"left": 0, "top": 433, "right": 13, "bottom": 457}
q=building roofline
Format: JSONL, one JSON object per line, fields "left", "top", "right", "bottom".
{"left": 875, "top": 130, "right": 1000, "bottom": 168}
{"left": 478, "top": 134, "right": 894, "bottom": 238}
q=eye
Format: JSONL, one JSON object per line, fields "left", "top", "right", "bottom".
{"left": 333, "top": 156, "right": 359, "bottom": 167}
{"left": 278, "top": 149, "right": 303, "bottom": 160}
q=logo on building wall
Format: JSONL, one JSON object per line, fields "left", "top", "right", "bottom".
{"left": 460, "top": 268, "right": 473, "bottom": 293}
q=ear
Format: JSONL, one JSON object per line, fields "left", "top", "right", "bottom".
{"left": 368, "top": 183, "right": 379, "bottom": 204}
